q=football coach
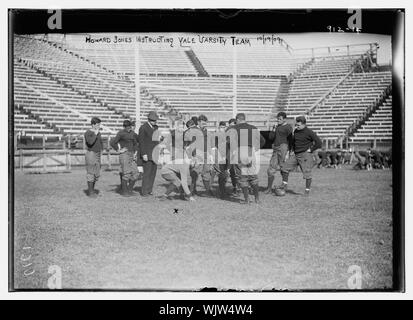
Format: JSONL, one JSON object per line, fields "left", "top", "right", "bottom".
{"left": 138, "top": 111, "right": 160, "bottom": 197}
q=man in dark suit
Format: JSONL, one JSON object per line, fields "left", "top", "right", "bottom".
{"left": 226, "top": 113, "right": 265, "bottom": 204}
{"left": 138, "top": 111, "right": 160, "bottom": 196}
{"left": 84, "top": 117, "right": 103, "bottom": 198}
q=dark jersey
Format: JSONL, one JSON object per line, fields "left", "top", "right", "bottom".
{"left": 226, "top": 122, "right": 265, "bottom": 164}
{"left": 227, "top": 122, "right": 265, "bottom": 150}
{"left": 269, "top": 123, "right": 293, "bottom": 148}
{"left": 110, "top": 129, "right": 138, "bottom": 152}
{"left": 84, "top": 129, "right": 103, "bottom": 152}
{"left": 292, "top": 127, "right": 322, "bottom": 154}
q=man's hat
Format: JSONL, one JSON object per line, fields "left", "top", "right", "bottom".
{"left": 198, "top": 114, "right": 208, "bottom": 122}
{"left": 235, "top": 113, "right": 246, "bottom": 121}
{"left": 91, "top": 117, "right": 101, "bottom": 125}
{"left": 148, "top": 111, "right": 159, "bottom": 121}
{"left": 219, "top": 121, "right": 226, "bottom": 127}
{"left": 191, "top": 116, "right": 198, "bottom": 126}
{"left": 123, "top": 119, "right": 132, "bottom": 127}
{"left": 295, "top": 116, "right": 307, "bottom": 124}
{"left": 186, "top": 119, "right": 195, "bottom": 128}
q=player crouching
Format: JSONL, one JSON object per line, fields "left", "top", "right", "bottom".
{"left": 159, "top": 148, "right": 195, "bottom": 202}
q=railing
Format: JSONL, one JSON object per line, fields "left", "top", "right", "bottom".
{"left": 305, "top": 54, "right": 366, "bottom": 116}
{"left": 292, "top": 42, "right": 379, "bottom": 59}
{"left": 338, "top": 83, "right": 392, "bottom": 145}
{"left": 42, "top": 42, "right": 179, "bottom": 120}
{"left": 18, "top": 57, "right": 172, "bottom": 122}
{"left": 14, "top": 77, "right": 116, "bottom": 135}
{"left": 287, "top": 58, "right": 314, "bottom": 82}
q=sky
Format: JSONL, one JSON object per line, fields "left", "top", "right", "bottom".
{"left": 280, "top": 33, "right": 391, "bottom": 65}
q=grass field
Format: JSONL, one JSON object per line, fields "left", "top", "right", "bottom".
{"left": 13, "top": 165, "right": 393, "bottom": 291}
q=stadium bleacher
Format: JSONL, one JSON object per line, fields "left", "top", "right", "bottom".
{"left": 306, "top": 71, "right": 392, "bottom": 140}
{"left": 350, "top": 95, "right": 392, "bottom": 143}
{"left": 61, "top": 37, "right": 301, "bottom": 128}
{"left": 283, "top": 55, "right": 364, "bottom": 116}
{"left": 14, "top": 108, "right": 59, "bottom": 138}
{"left": 14, "top": 59, "right": 123, "bottom": 135}
{"left": 192, "top": 44, "right": 308, "bottom": 77}
{"left": 13, "top": 34, "right": 392, "bottom": 148}
{"left": 63, "top": 46, "right": 198, "bottom": 76}
{"left": 14, "top": 36, "right": 170, "bottom": 137}
{"left": 137, "top": 76, "right": 282, "bottom": 121}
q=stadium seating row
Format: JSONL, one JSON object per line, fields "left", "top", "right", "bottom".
{"left": 13, "top": 35, "right": 392, "bottom": 147}
{"left": 14, "top": 60, "right": 122, "bottom": 135}
{"left": 62, "top": 47, "right": 198, "bottom": 76}
{"left": 14, "top": 36, "right": 171, "bottom": 136}
{"left": 136, "top": 76, "right": 282, "bottom": 121}
{"left": 191, "top": 45, "right": 309, "bottom": 76}
{"left": 307, "top": 71, "right": 392, "bottom": 140}
{"left": 283, "top": 55, "right": 364, "bottom": 116}
{"left": 14, "top": 109, "right": 59, "bottom": 137}
{"left": 62, "top": 37, "right": 308, "bottom": 77}
{"left": 350, "top": 95, "right": 392, "bottom": 142}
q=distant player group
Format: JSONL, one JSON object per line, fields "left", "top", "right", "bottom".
{"left": 83, "top": 111, "right": 324, "bottom": 204}
{"left": 316, "top": 148, "right": 392, "bottom": 170}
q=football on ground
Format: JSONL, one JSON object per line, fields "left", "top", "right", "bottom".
{"left": 274, "top": 188, "right": 286, "bottom": 197}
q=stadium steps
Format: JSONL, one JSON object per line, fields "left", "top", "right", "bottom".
{"left": 45, "top": 40, "right": 120, "bottom": 78}
{"left": 281, "top": 59, "right": 354, "bottom": 120}
{"left": 17, "top": 38, "right": 172, "bottom": 129}
{"left": 308, "top": 71, "right": 391, "bottom": 142}
{"left": 269, "top": 58, "right": 315, "bottom": 119}
{"left": 185, "top": 49, "right": 209, "bottom": 77}
{"left": 288, "top": 58, "right": 315, "bottom": 82}
{"left": 304, "top": 55, "right": 376, "bottom": 120}
{"left": 22, "top": 60, "right": 127, "bottom": 126}
{"left": 14, "top": 104, "right": 62, "bottom": 135}
{"left": 14, "top": 59, "right": 117, "bottom": 135}
{"left": 349, "top": 88, "right": 392, "bottom": 142}
{"left": 49, "top": 43, "right": 179, "bottom": 127}
{"left": 270, "top": 77, "right": 291, "bottom": 118}
{"left": 43, "top": 38, "right": 174, "bottom": 121}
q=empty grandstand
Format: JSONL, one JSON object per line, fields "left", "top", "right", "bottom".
{"left": 282, "top": 55, "right": 364, "bottom": 116}
{"left": 14, "top": 36, "right": 170, "bottom": 139}
{"left": 13, "top": 34, "right": 392, "bottom": 151}
{"left": 349, "top": 94, "right": 392, "bottom": 148}
{"left": 307, "top": 70, "right": 392, "bottom": 140}
{"left": 138, "top": 76, "right": 282, "bottom": 122}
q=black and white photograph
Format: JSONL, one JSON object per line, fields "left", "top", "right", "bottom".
{"left": 8, "top": 8, "right": 404, "bottom": 292}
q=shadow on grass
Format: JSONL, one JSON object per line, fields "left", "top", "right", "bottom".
{"left": 108, "top": 183, "right": 143, "bottom": 196}
{"left": 156, "top": 194, "right": 186, "bottom": 201}
{"left": 285, "top": 189, "right": 302, "bottom": 195}
{"left": 82, "top": 189, "right": 100, "bottom": 196}
{"left": 186, "top": 187, "right": 243, "bottom": 204}
{"left": 108, "top": 184, "right": 122, "bottom": 194}
{"left": 220, "top": 195, "right": 244, "bottom": 204}
{"left": 132, "top": 186, "right": 142, "bottom": 193}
